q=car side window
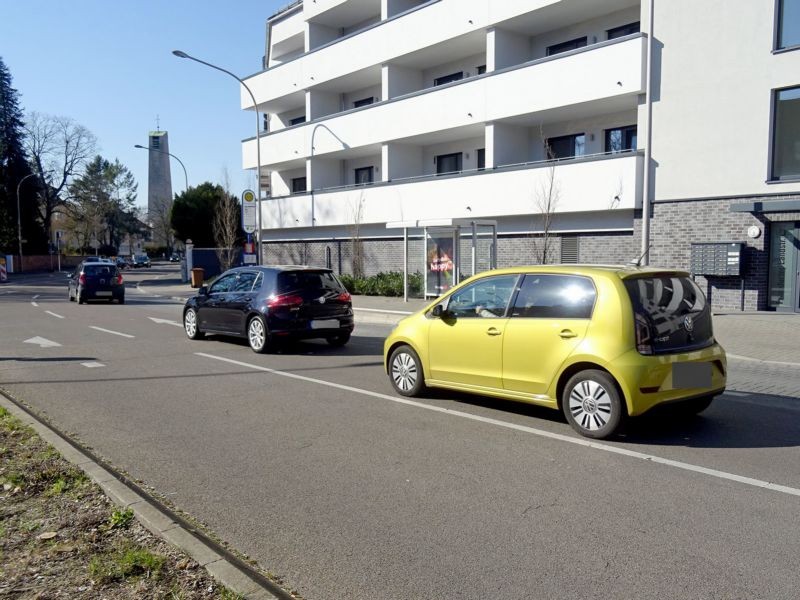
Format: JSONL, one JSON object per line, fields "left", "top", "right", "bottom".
{"left": 511, "top": 274, "right": 596, "bottom": 319}
{"left": 446, "top": 275, "right": 519, "bottom": 318}
{"left": 252, "top": 272, "right": 263, "bottom": 291}
{"left": 210, "top": 274, "right": 236, "bottom": 294}
{"left": 231, "top": 272, "right": 257, "bottom": 293}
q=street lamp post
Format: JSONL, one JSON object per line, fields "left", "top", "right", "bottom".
{"left": 134, "top": 144, "right": 189, "bottom": 192}
{"left": 172, "top": 49, "right": 263, "bottom": 266}
{"left": 16, "top": 172, "right": 38, "bottom": 273}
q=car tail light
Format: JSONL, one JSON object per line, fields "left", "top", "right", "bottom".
{"left": 116, "top": 273, "right": 123, "bottom": 285}
{"left": 267, "top": 293, "right": 304, "bottom": 309}
{"left": 336, "top": 291, "right": 351, "bottom": 303}
{"left": 78, "top": 273, "right": 86, "bottom": 285}
{"left": 634, "top": 312, "right": 654, "bottom": 355}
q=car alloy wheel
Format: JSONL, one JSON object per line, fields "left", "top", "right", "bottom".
{"left": 184, "top": 308, "right": 204, "bottom": 340}
{"left": 248, "top": 316, "right": 269, "bottom": 353}
{"left": 389, "top": 345, "right": 426, "bottom": 397}
{"left": 563, "top": 370, "right": 624, "bottom": 439}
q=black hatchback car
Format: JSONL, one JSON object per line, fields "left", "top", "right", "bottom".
{"left": 183, "top": 266, "right": 354, "bottom": 352}
{"left": 68, "top": 261, "right": 125, "bottom": 304}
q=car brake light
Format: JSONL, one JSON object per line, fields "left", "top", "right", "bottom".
{"left": 267, "top": 293, "right": 304, "bottom": 309}
{"left": 336, "top": 291, "right": 351, "bottom": 303}
{"left": 116, "top": 273, "right": 123, "bottom": 285}
{"left": 78, "top": 273, "right": 86, "bottom": 285}
{"left": 634, "top": 312, "right": 654, "bottom": 355}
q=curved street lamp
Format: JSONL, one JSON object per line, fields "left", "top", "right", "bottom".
{"left": 172, "top": 49, "right": 263, "bottom": 265}
{"left": 134, "top": 144, "right": 189, "bottom": 192}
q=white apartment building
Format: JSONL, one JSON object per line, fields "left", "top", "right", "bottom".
{"left": 241, "top": 0, "right": 800, "bottom": 311}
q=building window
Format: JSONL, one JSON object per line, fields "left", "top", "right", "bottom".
{"left": 291, "top": 177, "right": 307, "bottom": 193}
{"left": 607, "top": 22, "right": 640, "bottom": 40}
{"left": 605, "top": 125, "right": 637, "bottom": 153}
{"left": 772, "top": 86, "right": 800, "bottom": 180}
{"left": 477, "top": 148, "right": 485, "bottom": 171}
{"left": 289, "top": 116, "right": 306, "bottom": 126}
{"left": 476, "top": 65, "right": 487, "bottom": 75}
{"left": 353, "top": 97, "right": 374, "bottom": 108}
{"left": 545, "top": 134, "right": 585, "bottom": 159}
{"left": 546, "top": 37, "right": 587, "bottom": 56}
{"left": 434, "top": 72, "right": 463, "bottom": 86}
{"left": 354, "top": 166, "right": 374, "bottom": 185}
{"left": 436, "top": 152, "right": 462, "bottom": 175}
{"left": 777, "top": 0, "right": 800, "bottom": 49}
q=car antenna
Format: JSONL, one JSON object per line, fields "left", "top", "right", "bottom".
{"left": 628, "top": 244, "right": 653, "bottom": 267}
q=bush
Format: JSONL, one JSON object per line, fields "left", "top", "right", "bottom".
{"left": 338, "top": 271, "right": 423, "bottom": 297}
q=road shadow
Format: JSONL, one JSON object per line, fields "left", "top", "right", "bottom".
{"left": 0, "top": 356, "right": 97, "bottom": 363}
{"left": 200, "top": 334, "right": 385, "bottom": 358}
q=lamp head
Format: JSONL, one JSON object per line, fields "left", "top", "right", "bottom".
{"left": 134, "top": 144, "right": 145, "bottom": 149}
{"left": 172, "top": 50, "right": 189, "bottom": 58}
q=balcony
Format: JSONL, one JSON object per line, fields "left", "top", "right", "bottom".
{"left": 243, "top": 34, "right": 645, "bottom": 169}
{"left": 259, "top": 152, "right": 643, "bottom": 230}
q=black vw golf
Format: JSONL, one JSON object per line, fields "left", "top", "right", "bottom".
{"left": 183, "top": 266, "right": 355, "bottom": 353}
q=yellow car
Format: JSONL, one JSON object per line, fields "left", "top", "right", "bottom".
{"left": 384, "top": 265, "right": 726, "bottom": 439}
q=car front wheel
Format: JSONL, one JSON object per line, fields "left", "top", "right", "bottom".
{"left": 184, "top": 308, "right": 204, "bottom": 340}
{"left": 562, "top": 370, "right": 625, "bottom": 439}
{"left": 388, "top": 345, "right": 426, "bottom": 397}
{"left": 248, "top": 315, "right": 269, "bottom": 353}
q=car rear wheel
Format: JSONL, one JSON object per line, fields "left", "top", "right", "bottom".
{"left": 248, "top": 315, "right": 269, "bottom": 353}
{"left": 562, "top": 370, "right": 625, "bottom": 439}
{"left": 68, "top": 288, "right": 74, "bottom": 302}
{"left": 78, "top": 291, "right": 86, "bottom": 305}
{"left": 389, "top": 345, "right": 426, "bottom": 397}
{"left": 184, "top": 308, "right": 204, "bottom": 340}
{"left": 118, "top": 296, "right": 125, "bottom": 305}
{"left": 326, "top": 333, "right": 350, "bottom": 347}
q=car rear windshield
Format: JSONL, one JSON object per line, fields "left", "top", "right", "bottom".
{"left": 277, "top": 270, "right": 343, "bottom": 294}
{"left": 624, "top": 276, "right": 713, "bottom": 353}
{"left": 83, "top": 265, "right": 118, "bottom": 276}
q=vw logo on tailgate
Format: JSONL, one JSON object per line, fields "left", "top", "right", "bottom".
{"left": 683, "top": 315, "right": 694, "bottom": 332}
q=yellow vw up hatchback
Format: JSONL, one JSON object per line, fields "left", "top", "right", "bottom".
{"left": 383, "top": 266, "right": 726, "bottom": 439}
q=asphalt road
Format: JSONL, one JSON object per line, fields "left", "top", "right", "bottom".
{"left": 2, "top": 265, "right": 799, "bottom": 600}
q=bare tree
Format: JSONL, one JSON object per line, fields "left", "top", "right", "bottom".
{"left": 214, "top": 169, "right": 240, "bottom": 271}
{"left": 533, "top": 128, "right": 561, "bottom": 264}
{"left": 349, "top": 192, "right": 366, "bottom": 278}
{"left": 24, "top": 112, "right": 96, "bottom": 243}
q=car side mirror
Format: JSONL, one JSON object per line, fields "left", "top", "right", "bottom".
{"left": 198, "top": 285, "right": 209, "bottom": 296}
{"left": 431, "top": 304, "right": 448, "bottom": 318}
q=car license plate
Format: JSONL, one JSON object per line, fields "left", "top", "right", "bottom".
{"left": 311, "top": 319, "right": 338, "bottom": 329}
{"left": 673, "top": 362, "right": 711, "bottom": 389}
{"left": 96, "top": 291, "right": 112, "bottom": 297}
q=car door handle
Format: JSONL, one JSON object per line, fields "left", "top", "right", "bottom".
{"left": 559, "top": 329, "right": 578, "bottom": 339}
{"left": 486, "top": 327, "right": 502, "bottom": 336}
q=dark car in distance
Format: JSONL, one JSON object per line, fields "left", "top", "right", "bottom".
{"left": 183, "top": 266, "right": 354, "bottom": 353}
{"left": 131, "top": 254, "right": 151, "bottom": 268}
{"left": 68, "top": 261, "right": 125, "bottom": 304}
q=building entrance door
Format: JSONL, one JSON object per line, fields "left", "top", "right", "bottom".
{"left": 768, "top": 222, "right": 800, "bottom": 312}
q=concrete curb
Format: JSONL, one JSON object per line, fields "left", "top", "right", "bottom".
{"left": 0, "top": 392, "right": 283, "bottom": 600}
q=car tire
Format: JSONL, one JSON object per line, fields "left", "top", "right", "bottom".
{"left": 247, "top": 315, "right": 270, "bottom": 354}
{"left": 68, "top": 288, "right": 74, "bottom": 302}
{"left": 326, "top": 333, "right": 351, "bottom": 347}
{"left": 562, "top": 369, "right": 625, "bottom": 439}
{"left": 118, "top": 296, "right": 125, "bottom": 305}
{"left": 78, "top": 291, "right": 86, "bottom": 305}
{"left": 184, "top": 308, "right": 204, "bottom": 340}
{"left": 388, "top": 345, "right": 426, "bottom": 397}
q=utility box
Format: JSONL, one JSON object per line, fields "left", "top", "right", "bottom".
{"left": 690, "top": 242, "right": 744, "bottom": 277}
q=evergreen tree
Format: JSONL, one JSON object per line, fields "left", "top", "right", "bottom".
{"left": 0, "top": 56, "right": 45, "bottom": 254}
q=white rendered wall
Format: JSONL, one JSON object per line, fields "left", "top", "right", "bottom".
{"left": 260, "top": 154, "right": 642, "bottom": 229}
{"left": 422, "top": 54, "right": 486, "bottom": 88}
{"left": 385, "top": 143, "right": 424, "bottom": 179}
{"left": 343, "top": 85, "right": 382, "bottom": 109}
{"left": 489, "top": 28, "right": 530, "bottom": 71}
{"left": 383, "top": 64, "right": 424, "bottom": 99}
{"left": 488, "top": 123, "right": 528, "bottom": 167}
{"left": 648, "top": 0, "right": 800, "bottom": 200}
{"left": 529, "top": 7, "right": 640, "bottom": 59}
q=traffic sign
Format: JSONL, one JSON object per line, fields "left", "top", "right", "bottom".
{"left": 241, "top": 189, "right": 257, "bottom": 234}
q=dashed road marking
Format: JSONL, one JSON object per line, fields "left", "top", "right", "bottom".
{"left": 196, "top": 351, "right": 800, "bottom": 499}
{"left": 45, "top": 311, "right": 65, "bottom": 319}
{"left": 89, "top": 326, "right": 135, "bottom": 339}
{"left": 81, "top": 362, "right": 105, "bottom": 368}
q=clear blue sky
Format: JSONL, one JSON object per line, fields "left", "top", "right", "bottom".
{"left": 1, "top": 0, "right": 286, "bottom": 209}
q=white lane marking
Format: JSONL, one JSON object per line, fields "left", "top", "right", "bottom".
{"left": 45, "top": 311, "right": 65, "bottom": 319}
{"left": 33, "top": 294, "right": 40, "bottom": 299}
{"left": 24, "top": 336, "right": 61, "bottom": 348}
{"left": 148, "top": 317, "right": 182, "bottom": 327}
{"left": 196, "top": 351, "right": 800, "bottom": 499}
{"left": 31, "top": 301, "right": 39, "bottom": 307}
{"left": 727, "top": 353, "right": 800, "bottom": 367}
{"left": 354, "top": 307, "right": 413, "bottom": 315}
{"left": 89, "top": 326, "right": 135, "bottom": 339}
{"left": 723, "top": 391, "right": 751, "bottom": 397}
{"left": 81, "top": 361, "right": 105, "bottom": 368}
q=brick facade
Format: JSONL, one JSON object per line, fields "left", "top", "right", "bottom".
{"left": 263, "top": 194, "right": 800, "bottom": 310}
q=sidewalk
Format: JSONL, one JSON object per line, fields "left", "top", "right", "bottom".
{"left": 135, "top": 274, "right": 800, "bottom": 365}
